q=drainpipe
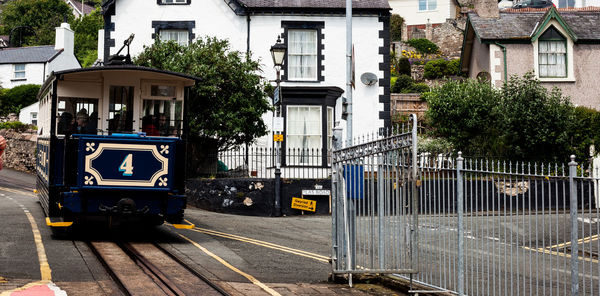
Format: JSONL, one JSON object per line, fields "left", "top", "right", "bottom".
{"left": 246, "top": 14, "right": 251, "bottom": 57}
{"left": 495, "top": 42, "right": 507, "bottom": 83}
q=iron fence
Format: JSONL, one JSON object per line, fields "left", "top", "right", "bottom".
{"left": 218, "top": 146, "right": 331, "bottom": 179}
{"left": 332, "top": 115, "right": 600, "bottom": 295}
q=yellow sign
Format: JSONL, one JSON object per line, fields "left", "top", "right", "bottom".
{"left": 291, "top": 197, "right": 316, "bottom": 212}
{"left": 273, "top": 134, "right": 283, "bottom": 142}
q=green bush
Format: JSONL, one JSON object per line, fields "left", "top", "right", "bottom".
{"left": 0, "top": 121, "right": 30, "bottom": 131}
{"left": 425, "top": 73, "right": 579, "bottom": 162}
{"left": 423, "top": 59, "right": 448, "bottom": 79}
{"left": 391, "top": 75, "right": 413, "bottom": 93}
{"left": 569, "top": 106, "right": 600, "bottom": 162}
{"left": 424, "top": 79, "right": 501, "bottom": 156}
{"left": 423, "top": 59, "right": 460, "bottom": 79}
{"left": 447, "top": 59, "right": 461, "bottom": 76}
{"left": 397, "top": 57, "right": 411, "bottom": 76}
{"left": 409, "top": 83, "right": 430, "bottom": 93}
{"left": 391, "top": 14, "right": 404, "bottom": 42}
{"left": 404, "top": 38, "right": 439, "bottom": 54}
{"left": 0, "top": 84, "right": 41, "bottom": 116}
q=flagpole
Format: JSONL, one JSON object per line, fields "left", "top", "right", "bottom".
{"left": 346, "top": 0, "right": 353, "bottom": 147}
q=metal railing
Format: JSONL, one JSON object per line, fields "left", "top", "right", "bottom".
{"left": 331, "top": 117, "right": 419, "bottom": 280}
{"left": 399, "top": 154, "right": 599, "bottom": 295}
{"left": 332, "top": 116, "right": 599, "bottom": 295}
{"left": 217, "top": 146, "right": 332, "bottom": 179}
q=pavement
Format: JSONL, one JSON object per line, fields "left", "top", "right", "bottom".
{"left": 0, "top": 168, "right": 406, "bottom": 296}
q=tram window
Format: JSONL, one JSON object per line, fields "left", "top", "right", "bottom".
{"left": 141, "top": 99, "right": 183, "bottom": 137}
{"left": 56, "top": 98, "right": 99, "bottom": 135}
{"left": 109, "top": 86, "right": 134, "bottom": 133}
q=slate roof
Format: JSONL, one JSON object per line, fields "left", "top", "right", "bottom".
{"left": 237, "top": 0, "right": 390, "bottom": 9}
{"left": 469, "top": 9, "right": 600, "bottom": 41}
{"left": 0, "top": 46, "right": 62, "bottom": 64}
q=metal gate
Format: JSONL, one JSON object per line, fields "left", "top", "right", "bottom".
{"left": 331, "top": 115, "right": 419, "bottom": 276}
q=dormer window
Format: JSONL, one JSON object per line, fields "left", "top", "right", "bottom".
{"left": 538, "top": 26, "right": 567, "bottom": 78}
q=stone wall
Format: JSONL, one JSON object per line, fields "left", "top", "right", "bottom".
{"left": 0, "top": 130, "right": 37, "bottom": 172}
{"left": 395, "top": 18, "right": 466, "bottom": 59}
{"left": 186, "top": 178, "right": 332, "bottom": 216}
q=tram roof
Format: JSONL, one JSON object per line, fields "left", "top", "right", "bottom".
{"left": 42, "top": 65, "right": 199, "bottom": 91}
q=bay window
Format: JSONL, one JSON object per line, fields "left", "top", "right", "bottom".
{"left": 287, "top": 106, "right": 322, "bottom": 165}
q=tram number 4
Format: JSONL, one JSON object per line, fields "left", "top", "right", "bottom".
{"left": 119, "top": 154, "right": 134, "bottom": 176}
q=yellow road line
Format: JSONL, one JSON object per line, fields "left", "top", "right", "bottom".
{"left": 190, "top": 227, "right": 329, "bottom": 262}
{"left": 0, "top": 186, "right": 36, "bottom": 197}
{"left": 178, "top": 233, "right": 281, "bottom": 296}
{"left": 0, "top": 192, "right": 52, "bottom": 281}
{"left": 24, "top": 209, "right": 52, "bottom": 280}
{"left": 523, "top": 245, "right": 599, "bottom": 264}
{"left": 544, "top": 235, "right": 599, "bottom": 250}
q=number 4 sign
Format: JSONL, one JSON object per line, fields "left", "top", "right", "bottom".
{"left": 119, "top": 154, "right": 134, "bottom": 176}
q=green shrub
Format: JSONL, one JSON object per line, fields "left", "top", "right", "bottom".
{"left": 409, "top": 83, "right": 430, "bottom": 93}
{"left": 392, "top": 75, "right": 413, "bottom": 93}
{"left": 404, "top": 38, "right": 439, "bottom": 54}
{"left": 0, "top": 84, "right": 41, "bottom": 116}
{"left": 424, "top": 79, "right": 501, "bottom": 156}
{"left": 425, "top": 72, "right": 579, "bottom": 162}
{"left": 397, "top": 57, "right": 411, "bottom": 76}
{"left": 447, "top": 59, "right": 461, "bottom": 76}
{"left": 391, "top": 76, "right": 398, "bottom": 87}
{"left": 424, "top": 59, "right": 461, "bottom": 79}
{"left": 391, "top": 14, "right": 404, "bottom": 42}
{"left": 423, "top": 59, "right": 448, "bottom": 79}
{"left": 0, "top": 121, "right": 30, "bottom": 131}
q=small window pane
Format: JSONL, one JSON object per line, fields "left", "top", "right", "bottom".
{"left": 151, "top": 85, "right": 176, "bottom": 97}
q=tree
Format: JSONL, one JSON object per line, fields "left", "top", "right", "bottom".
{"left": 0, "top": 0, "right": 73, "bottom": 47}
{"left": 390, "top": 14, "right": 404, "bottom": 42}
{"left": 70, "top": 8, "right": 103, "bottom": 67}
{"left": 0, "top": 84, "right": 41, "bottom": 116}
{"left": 134, "top": 37, "right": 272, "bottom": 150}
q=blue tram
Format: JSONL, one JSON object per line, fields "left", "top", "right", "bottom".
{"left": 35, "top": 65, "right": 197, "bottom": 229}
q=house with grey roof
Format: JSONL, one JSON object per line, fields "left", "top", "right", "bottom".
{"left": 0, "top": 23, "right": 80, "bottom": 89}
{"left": 101, "top": 0, "right": 391, "bottom": 171}
{"left": 461, "top": 5, "right": 600, "bottom": 108}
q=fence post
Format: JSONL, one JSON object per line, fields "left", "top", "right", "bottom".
{"left": 331, "top": 126, "right": 343, "bottom": 273}
{"left": 456, "top": 152, "right": 464, "bottom": 296}
{"left": 569, "top": 155, "right": 579, "bottom": 296}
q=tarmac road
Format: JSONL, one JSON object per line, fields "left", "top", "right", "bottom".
{"left": 0, "top": 169, "right": 402, "bottom": 296}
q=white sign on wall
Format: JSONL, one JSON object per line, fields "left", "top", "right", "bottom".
{"left": 273, "top": 117, "right": 284, "bottom": 132}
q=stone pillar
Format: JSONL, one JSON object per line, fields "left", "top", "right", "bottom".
{"left": 425, "top": 19, "right": 433, "bottom": 40}
{"left": 402, "top": 23, "right": 408, "bottom": 41}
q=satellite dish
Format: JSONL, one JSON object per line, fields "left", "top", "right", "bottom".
{"left": 360, "top": 72, "right": 378, "bottom": 86}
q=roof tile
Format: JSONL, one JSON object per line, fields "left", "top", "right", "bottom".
{"left": 0, "top": 46, "right": 61, "bottom": 64}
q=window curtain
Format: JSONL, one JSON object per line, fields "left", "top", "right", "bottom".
{"left": 288, "top": 30, "right": 317, "bottom": 80}
{"left": 160, "top": 30, "right": 188, "bottom": 46}
{"left": 287, "top": 106, "right": 322, "bottom": 165}
{"left": 539, "top": 41, "right": 566, "bottom": 77}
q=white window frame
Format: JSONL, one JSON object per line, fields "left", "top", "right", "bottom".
{"left": 418, "top": 0, "right": 437, "bottom": 11}
{"left": 287, "top": 29, "right": 318, "bottom": 81}
{"left": 13, "top": 64, "right": 26, "bottom": 79}
{"left": 286, "top": 105, "right": 323, "bottom": 166}
{"left": 161, "top": 0, "right": 187, "bottom": 3}
{"left": 159, "top": 29, "right": 189, "bottom": 46}
{"left": 533, "top": 21, "right": 575, "bottom": 82}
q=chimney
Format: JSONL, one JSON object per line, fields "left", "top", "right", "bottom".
{"left": 55, "top": 23, "right": 74, "bottom": 54}
{"left": 474, "top": 0, "right": 500, "bottom": 18}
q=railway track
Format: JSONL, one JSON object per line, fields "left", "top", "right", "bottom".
{"left": 88, "top": 241, "right": 230, "bottom": 296}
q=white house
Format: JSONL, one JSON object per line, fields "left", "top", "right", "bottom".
{"left": 0, "top": 23, "right": 80, "bottom": 89}
{"left": 18, "top": 102, "right": 39, "bottom": 125}
{"left": 389, "top": 0, "right": 459, "bottom": 26}
{"left": 100, "top": 0, "right": 391, "bottom": 161}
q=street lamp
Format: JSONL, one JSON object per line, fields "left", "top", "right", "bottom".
{"left": 270, "top": 35, "right": 286, "bottom": 217}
